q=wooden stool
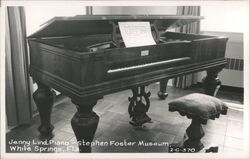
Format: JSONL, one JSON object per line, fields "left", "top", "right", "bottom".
{"left": 168, "top": 93, "right": 228, "bottom": 152}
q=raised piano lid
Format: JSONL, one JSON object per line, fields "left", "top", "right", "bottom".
{"left": 28, "top": 15, "right": 204, "bottom": 38}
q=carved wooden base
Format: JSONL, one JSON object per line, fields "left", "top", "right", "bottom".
{"left": 169, "top": 117, "right": 205, "bottom": 152}
{"left": 71, "top": 100, "right": 99, "bottom": 153}
{"left": 33, "top": 82, "right": 55, "bottom": 140}
{"left": 128, "top": 86, "right": 151, "bottom": 126}
{"left": 158, "top": 79, "right": 169, "bottom": 100}
{"left": 184, "top": 118, "right": 205, "bottom": 151}
{"left": 203, "top": 68, "right": 223, "bottom": 96}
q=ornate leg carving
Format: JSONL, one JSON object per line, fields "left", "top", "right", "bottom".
{"left": 128, "top": 86, "right": 151, "bottom": 126}
{"left": 158, "top": 79, "right": 169, "bottom": 100}
{"left": 169, "top": 117, "right": 205, "bottom": 152}
{"left": 202, "top": 68, "right": 223, "bottom": 96}
{"left": 33, "top": 82, "right": 55, "bottom": 140}
{"left": 183, "top": 118, "right": 205, "bottom": 152}
{"left": 71, "top": 99, "right": 99, "bottom": 153}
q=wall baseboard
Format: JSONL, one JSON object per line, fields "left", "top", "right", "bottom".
{"left": 224, "top": 102, "right": 244, "bottom": 111}
{"left": 192, "top": 82, "right": 243, "bottom": 93}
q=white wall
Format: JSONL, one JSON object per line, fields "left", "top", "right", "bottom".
{"left": 25, "top": 5, "right": 86, "bottom": 36}
{"left": 93, "top": 6, "right": 177, "bottom": 15}
{"left": 200, "top": 2, "right": 248, "bottom": 33}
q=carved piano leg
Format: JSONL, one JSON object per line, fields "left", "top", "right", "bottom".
{"left": 33, "top": 82, "right": 56, "bottom": 140}
{"left": 202, "top": 68, "right": 223, "bottom": 96}
{"left": 158, "top": 79, "right": 169, "bottom": 100}
{"left": 71, "top": 99, "right": 99, "bottom": 153}
{"left": 128, "top": 86, "right": 151, "bottom": 126}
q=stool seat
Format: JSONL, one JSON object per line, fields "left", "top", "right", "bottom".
{"left": 169, "top": 93, "right": 228, "bottom": 124}
{"left": 168, "top": 93, "right": 228, "bottom": 152}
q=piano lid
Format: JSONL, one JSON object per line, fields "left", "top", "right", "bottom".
{"left": 28, "top": 15, "right": 204, "bottom": 38}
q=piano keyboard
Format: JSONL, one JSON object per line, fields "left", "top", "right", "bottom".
{"left": 107, "top": 57, "right": 191, "bottom": 74}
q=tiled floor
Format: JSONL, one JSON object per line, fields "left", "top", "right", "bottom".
{"left": 6, "top": 83, "right": 244, "bottom": 153}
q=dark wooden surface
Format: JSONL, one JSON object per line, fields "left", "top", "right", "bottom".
{"left": 33, "top": 82, "right": 55, "bottom": 140}
{"left": 28, "top": 15, "right": 204, "bottom": 39}
{"left": 28, "top": 31, "right": 228, "bottom": 101}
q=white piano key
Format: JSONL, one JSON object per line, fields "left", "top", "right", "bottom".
{"left": 107, "top": 57, "right": 191, "bottom": 74}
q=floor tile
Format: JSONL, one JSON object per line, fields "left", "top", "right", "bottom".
{"left": 226, "top": 119, "right": 243, "bottom": 139}
{"left": 203, "top": 121, "right": 227, "bottom": 135}
{"left": 224, "top": 136, "right": 244, "bottom": 150}
{"left": 202, "top": 132, "right": 225, "bottom": 146}
{"left": 223, "top": 146, "right": 245, "bottom": 153}
{"left": 227, "top": 109, "right": 244, "bottom": 122}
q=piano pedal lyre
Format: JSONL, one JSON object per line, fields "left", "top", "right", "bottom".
{"left": 128, "top": 86, "right": 152, "bottom": 127}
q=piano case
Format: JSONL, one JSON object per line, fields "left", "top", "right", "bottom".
{"left": 28, "top": 15, "right": 228, "bottom": 100}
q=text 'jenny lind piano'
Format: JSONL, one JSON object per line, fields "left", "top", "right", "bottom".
{"left": 28, "top": 15, "right": 228, "bottom": 152}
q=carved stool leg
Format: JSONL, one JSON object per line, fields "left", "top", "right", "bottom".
{"left": 33, "top": 82, "right": 55, "bottom": 140}
{"left": 169, "top": 117, "right": 205, "bottom": 153}
{"left": 184, "top": 118, "right": 205, "bottom": 152}
{"left": 158, "top": 79, "right": 169, "bottom": 100}
{"left": 71, "top": 99, "right": 99, "bottom": 153}
{"left": 203, "top": 68, "right": 223, "bottom": 96}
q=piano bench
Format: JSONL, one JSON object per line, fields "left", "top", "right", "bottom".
{"left": 168, "top": 93, "right": 228, "bottom": 152}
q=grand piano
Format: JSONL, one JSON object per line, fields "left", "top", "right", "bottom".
{"left": 28, "top": 15, "right": 228, "bottom": 152}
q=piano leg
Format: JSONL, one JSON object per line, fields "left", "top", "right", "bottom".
{"left": 71, "top": 99, "right": 99, "bottom": 153}
{"left": 158, "top": 79, "right": 169, "bottom": 100}
{"left": 128, "top": 86, "right": 151, "bottom": 126}
{"left": 33, "top": 82, "right": 55, "bottom": 140}
{"left": 202, "top": 68, "right": 223, "bottom": 96}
